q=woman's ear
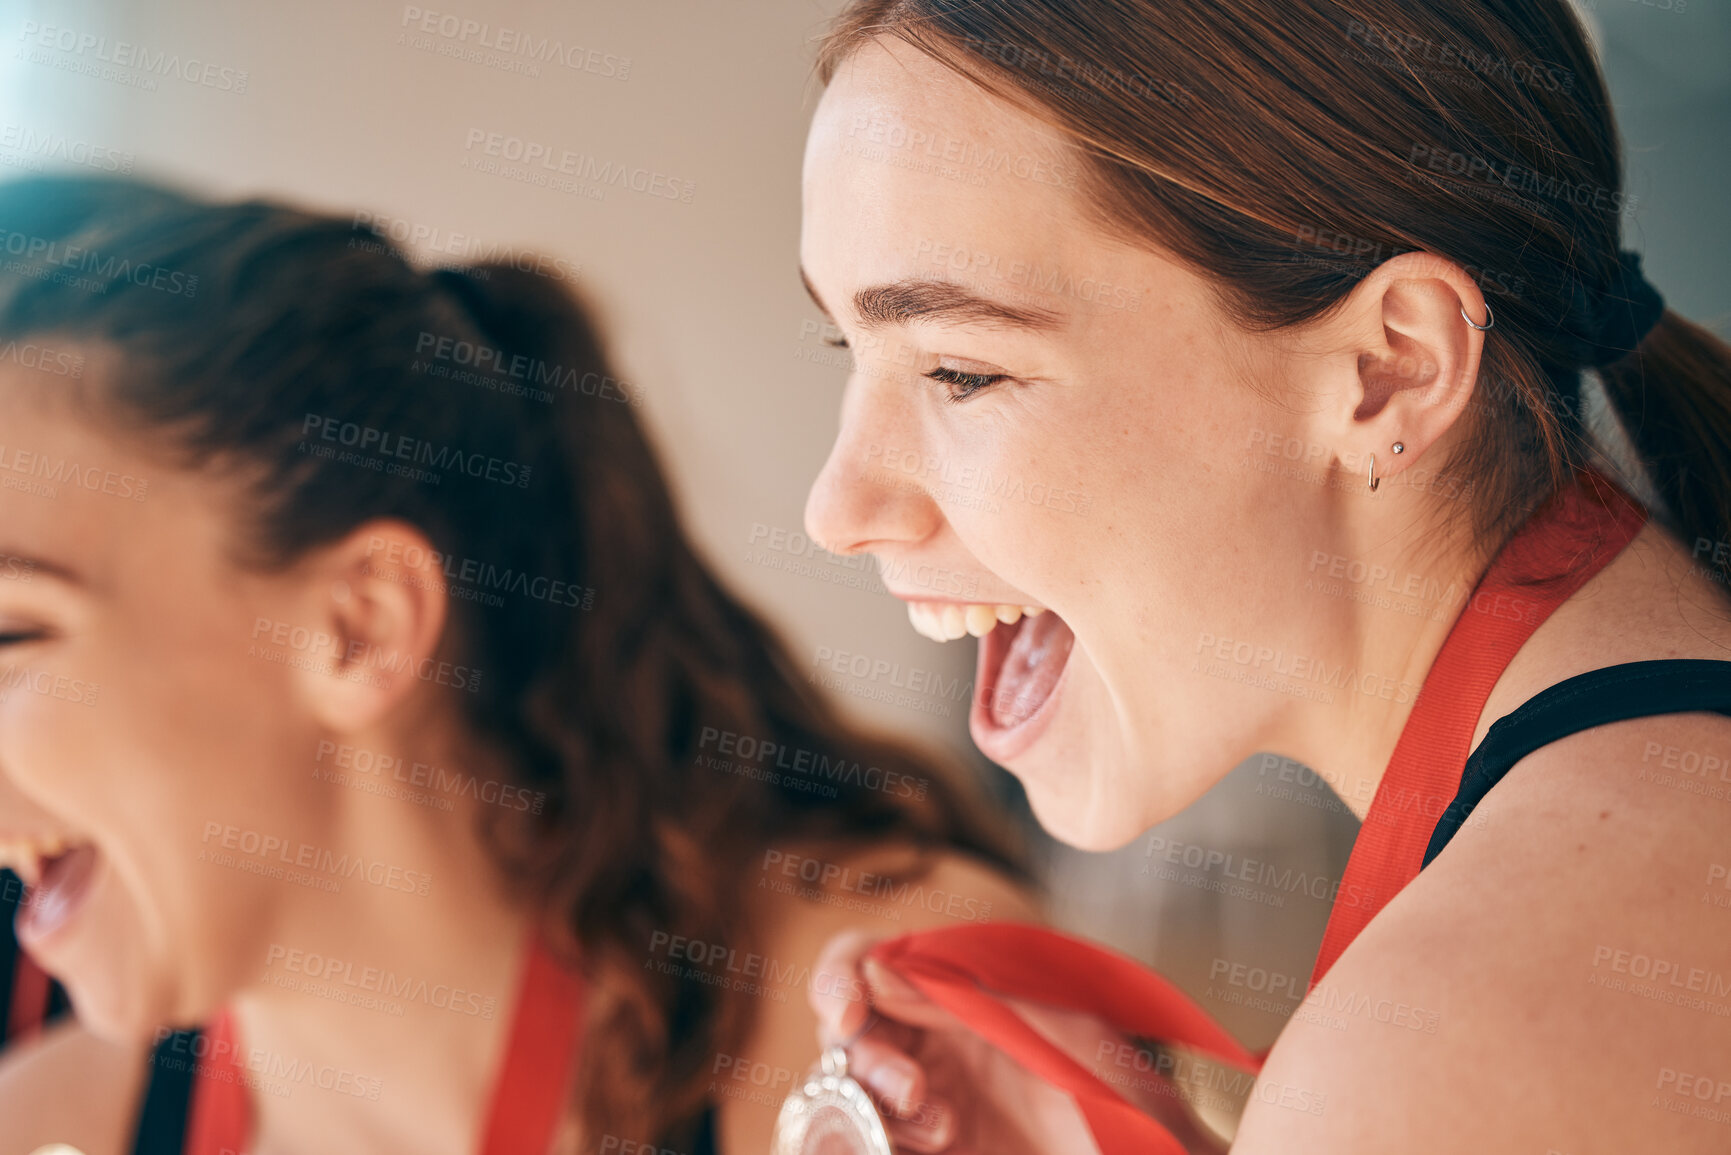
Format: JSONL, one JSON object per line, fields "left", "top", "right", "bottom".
{"left": 1304, "top": 251, "right": 1491, "bottom": 485}
{"left": 284, "top": 519, "right": 454, "bottom": 733}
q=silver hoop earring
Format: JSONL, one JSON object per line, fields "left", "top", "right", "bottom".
{"left": 1368, "top": 452, "right": 1379, "bottom": 493}
{"left": 1461, "top": 302, "right": 1494, "bottom": 332}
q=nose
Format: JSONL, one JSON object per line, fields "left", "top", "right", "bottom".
{"left": 804, "top": 381, "right": 944, "bottom": 557}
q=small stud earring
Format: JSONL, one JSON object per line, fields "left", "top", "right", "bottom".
{"left": 1392, "top": 442, "right": 1405, "bottom": 454}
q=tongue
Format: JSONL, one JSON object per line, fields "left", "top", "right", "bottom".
{"left": 18, "top": 843, "right": 97, "bottom": 943}
{"left": 990, "top": 611, "right": 1074, "bottom": 729}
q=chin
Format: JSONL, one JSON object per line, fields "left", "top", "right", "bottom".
{"left": 22, "top": 858, "right": 179, "bottom": 1044}
{"left": 1019, "top": 760, "right": 1151, "bottom": 852}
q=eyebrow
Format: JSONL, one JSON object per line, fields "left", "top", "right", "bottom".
{"left": 800, "top": 267, "right": 1064, "bottom": 333}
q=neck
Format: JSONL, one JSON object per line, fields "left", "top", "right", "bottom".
{"left": 232, "top": 717, "right": 536, "bottom": 1155}
{"left": 1273, "top": 488, "right": 1500, "bottom": 821}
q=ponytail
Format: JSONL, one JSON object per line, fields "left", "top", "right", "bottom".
{"left": 1599, "top": 312, "right": 1731, "bottom": 587}
{"left": 0, "top": 176, "right": 1025, "bottom": 1147}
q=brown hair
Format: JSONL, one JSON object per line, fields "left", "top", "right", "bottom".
{"left": 0, "top": 175, "right": 1024, "bottom": 1146}
{"left": 817, "top": 0, "right": 1731, "bottom": 580}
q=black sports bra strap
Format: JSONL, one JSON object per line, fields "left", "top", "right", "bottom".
{"left": 132, "top": 1028, "right": 200, "bottom": 1155}
{"left": 1424, "top": 659, "right": 1731, "bottom": 868}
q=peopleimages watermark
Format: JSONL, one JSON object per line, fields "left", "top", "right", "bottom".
{"left": 956, "top": 34, "right": 1192, "bottom": 109}
{"left": 743, "top": 521, "right": 981, "bottom": 600}
{"left": 0, "top": 442, "right": 148, "bottom": 503}
{"left": 0, "top": 228, "right": 199, "bottom": 297}
{"left": 1342, "top": 18, "right": 1574, "bottom": 93}
{"left": 350, "top": 211, "right": 583, "bottom": 284}
{"left": 1093, "top": 1040, "right": 1325, "bottom": 1118}
{"left": 1703, "top": 863, "right": 1731, "bottom": 912}
{"left": 842, "top": 114, "right": 1077, "bottom": 191}
{"left": 1652, "top": 1066, "right": 1731, "bottom": 1126}
{"left": 362, "top": 534, "right": 595, "bottom": 613}
{"left": 299, "top": 413, "right": 532, "bottom": 489}
{"left": 1203, "top": 956, "right": 1442, "bottom": 1035}
{"left": 1406, "top": 142, "right": 1637, "bottom": 219}
{"left": 913, "top": 238, "right": 1146, "bottom": 313}
{"left": 199, "top": 820, "right": 434, "bottom": 897}
{"left": 1193, "top": 630, "right": 1421, "bottom": 708}
{"left": 16, "top": 20, "right": 250, "bottom": 94}
{"left": 1290, "top": 224, "right": 1525, "bottom": 300}
{"left": 1140, "top": 833, "right": 1376, "bottom": 910}
{"left": 0, "top": 666, "right": 100, "bottom": 709}
{"left": 1637, "top": 738, "right": 1731, "bottom": 803}
{"left": 1588, "top": 943, "right": 1731, "bottom": 1017}
{"left": 1693, "top": 538, "right": 1731, "bottom": 588}
{"left": 398, "top": 7, "right": 631, "bottom": 79}
{"left": 808, "top": 645, "right": 972, "bottom": 720}
{"left": 248, "top": 615, "right": 484, "bottom": 694}
{"left": 759, "top": 849, "right": 995, "bottom": 924}
{"left": 262, "top": 943, "right": 498, "bottom": 1019}
{"left": 864, "top": 443, "right": 1092, "bottom": 516}
{"left": 412, "top": 330, "right": 644, "bottom": 407}
{"left": 1, "top": 339, "right": 85, "bottom": 379}
{"left": 695, "top": 725, "right": 930, "bottom": 802}
{"left": 462, "top": 128, "right": 696, "bottom": 205}
{"left": 0, "top": 122, "right": 135, "bottom": 173}
{"left": 642, "top": 929, "right": 862, "bottom": 1007}
{"left": 1303, "top": 548, "right": 1467, "bottom": 624}
{"left": 313, "top": 739, "right": 547, "bottom": 815}
{"left": 149, "top": 1027, "right": 381, "bottom": 1102}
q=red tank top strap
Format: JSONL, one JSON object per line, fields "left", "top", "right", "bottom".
{"left": 184, "top": 1008, "right": 247, "bottom": 1155}
{"left": 6, "top": 950, "right": 53, "bottom": 1044}
{"left": 185, "top": 930, "right": 584, "bottom": 1155}
{"left": 1309, "top": 471, "right": 1648, "bottom": 985}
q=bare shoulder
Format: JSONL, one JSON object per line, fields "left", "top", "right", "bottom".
{"left": 0, "top": 1018, "right": 150, "bottom": 1155}
{"left": 1236, "top": 710, "right": 1731, "bottom": 1154}
{"left": 712, "top": 842, "right": 1038, "bottom": 1154}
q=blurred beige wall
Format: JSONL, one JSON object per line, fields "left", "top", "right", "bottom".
{"left": 0, "top": 0, "right": 977, "bottom": 753}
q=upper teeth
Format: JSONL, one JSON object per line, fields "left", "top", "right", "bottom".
{"left": 906, "top": 601, "right": 1044, "bottom": 642}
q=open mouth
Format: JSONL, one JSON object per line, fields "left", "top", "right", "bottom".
{"left": 904, "top": 600, "right": 1075, "bottom": 759}
{"left": 0, "top": 834, "right": 99, "bottom": 947}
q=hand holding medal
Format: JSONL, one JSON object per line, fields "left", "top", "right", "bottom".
{"left": 782, "top": 925, "right": 1258, "bottom": 1155}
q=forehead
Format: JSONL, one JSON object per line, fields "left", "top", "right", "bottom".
{"left": 801, "top": 38, "right": 1113, "bottom": 309}
{"left": 0, "top": 360, "right": 204, "bottom": 592}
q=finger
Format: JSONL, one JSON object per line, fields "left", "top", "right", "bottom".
{"left": 882, "top": 1093, "right": 959, "bottom": 1153}
{"left": 809, "top": 927, "right": 883, "bottom": 1040}
{"left": 860, "top": 956, "right": 965, "bottom": 1032}
{"left": 850, "top": 1033, "right": 929, "bottom": 1112}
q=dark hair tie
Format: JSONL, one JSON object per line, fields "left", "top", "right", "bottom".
{"left": 1563, "top": 249, "right": 1666, "bottom": 368}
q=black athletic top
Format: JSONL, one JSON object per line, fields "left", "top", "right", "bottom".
{"left": 1424, "top": 659, "right": 1731, "bottom": 867}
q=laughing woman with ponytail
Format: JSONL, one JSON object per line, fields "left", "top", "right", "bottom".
{"left": 797, "top": 0, "right": 1731, "bottom": 1151}
{"left": 0, "top": 174, "right": 1031, "bottom": 1155}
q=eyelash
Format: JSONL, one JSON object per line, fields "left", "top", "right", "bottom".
{"left": 821, "top": 334, "right": 1006, "bottom": 403}
{"left": 925, "top": 365, "right": 1007, "bottom": 403}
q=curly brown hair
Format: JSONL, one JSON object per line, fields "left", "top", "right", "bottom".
{"left": 0, "top": 174, "right": 1027, "bottom": 1146}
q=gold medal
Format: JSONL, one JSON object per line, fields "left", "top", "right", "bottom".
{"left": 770, "top": 1045, "right": 894, "bottom": 1155}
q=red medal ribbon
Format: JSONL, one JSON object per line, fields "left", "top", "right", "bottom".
{"left": 868, "top": 923, "right": 1260, "bottom": 1155}
{"left": 187, "top": 930, "right": 583, "bottom": 1155}
{"left": 1310, "top": 471, "right": 1645, "bottom": 984}
{"left": 865, "top": 472, "right": 1646, "bottom": 1155}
